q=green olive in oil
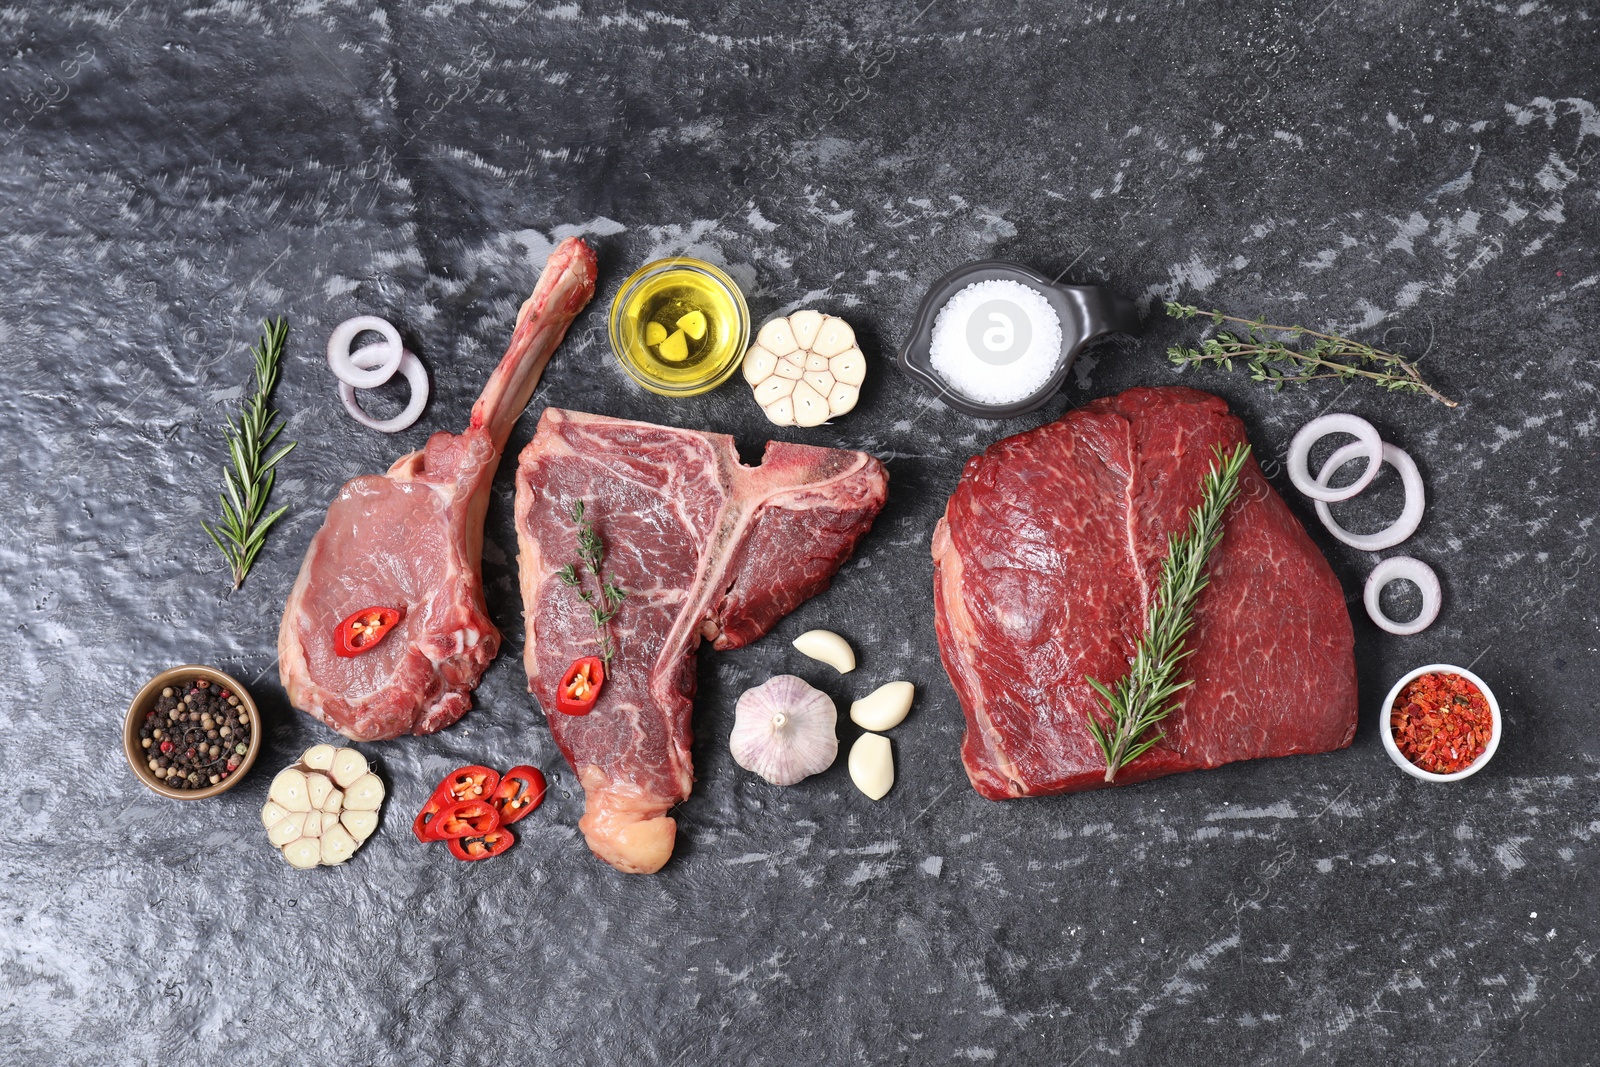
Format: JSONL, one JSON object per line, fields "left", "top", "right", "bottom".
{"left": 609, "top": 258, "right": 750, "bottom": 396}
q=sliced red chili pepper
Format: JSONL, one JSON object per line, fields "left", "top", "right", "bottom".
{"left": 425, "top": 798, "right": 501, "bottom": 841}
{"left": 556, "top": 656, "right": 605, "bottom": 715}
{"left": 412, "top": 794, "right": 448, "bottom": 843}
{"left": 414, "top": 765, "right": 501, "bottom": 841}
{"left": 434, "top": 765, "right": 500, "bottom": 804}
{"left": 333, "top": 606, "right": 404, "bottom": 657}
{"left": 448, "top": 827, "right": 515, "bottom": 862}
{"left": 489, "top": 765, "right": 547, "bottom": 825}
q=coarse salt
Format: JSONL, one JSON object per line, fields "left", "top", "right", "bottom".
{"left": 929, "top": 279, "right": 1064, "bottom": 406}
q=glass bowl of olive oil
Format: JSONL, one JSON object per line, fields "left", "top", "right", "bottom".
{"left": 609, "top": 257, "right": 750, "bottom": 396}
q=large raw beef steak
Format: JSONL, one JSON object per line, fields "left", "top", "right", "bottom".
{"left": 932, "top": 386, "right": 1357, "bottom": 799}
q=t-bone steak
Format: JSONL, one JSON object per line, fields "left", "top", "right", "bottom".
{"left": 515, "top": 410, "right": 889, "bottom": 873}
{"left": 278, "top": 238, "right": 597, "bottom": 741}
{"left": 932, "top": 386, "right": 1356, "bottom": 799}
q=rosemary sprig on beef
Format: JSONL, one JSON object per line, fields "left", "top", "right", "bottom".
{"left": 559, "top": 500, "right": 626, "bottom": 667}
{"left": 202, "top": 317, "right": 297, "bottom": 589}
{"left": 1085, "top": 443, "right": 1250, "bottom": 782}
{"left": 1166, "top": 302, "right": 1457, "bottom": 408}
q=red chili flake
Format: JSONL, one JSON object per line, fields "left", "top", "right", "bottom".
{"left": 1390, "top": 671, "right": 1493, "bottom": 774}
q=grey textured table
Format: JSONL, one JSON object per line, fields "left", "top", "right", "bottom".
{"left": 3, "top": 3, "right": 1597, "bottom": 1064}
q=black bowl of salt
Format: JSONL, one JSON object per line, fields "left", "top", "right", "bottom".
{"left": 897, "top": 260, "right": 1140, "bottom": 419}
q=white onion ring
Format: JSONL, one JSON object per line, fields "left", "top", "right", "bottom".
{"left": 338, "top": 343, "right": 429, "bottom": 433}
{"left": 1287, "top": 414, "right": 1384, "bottom": 503}
{"left": 1364, "top": 556, "right": 1441, "bottom": 635}
{"left": 327, "top": 315, "right": 403, "bottom": 389}
{"left": 1313, "top": 441, "right": 1425, "bottom": 551}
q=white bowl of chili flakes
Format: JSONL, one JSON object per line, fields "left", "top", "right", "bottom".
{"left": 1380, "top": 664, "right": 1502, "bottom": 782}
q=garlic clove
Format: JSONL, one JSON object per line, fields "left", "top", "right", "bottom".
{"left": 789, "top": 309, "right": 823, "bottom": 350}
{"left": 757, "top": 316, "right": 799, "bottom": 355}
{"left": 812, "top": 316, "right": 856, "bottom": 358}
{"left": 340, "top": 809, "right": 378, "bottom": 842}
{"left": 260, "top": 801, "right": 289, "bottom": 829}
{"left": 804, "top": 370, "right": 836, "bottom": 396}
{"left": 676, "top": 309, "right": 708, "bottom": 340}
{"left": 765, "top": 396, "right": 796, "bottom": 426}
{"left": 804, "top": 352, "right": 830, "bottom": 373}
{"left": 828, "top": 381, "right": 860, "bottom": 416}
{"left": 267, "top": 810, "right": 306, "bottom": 847}
{"left": 830, "top": 348, "right": 866, "bottom": 386}
{"left": 282, "top": 838, "right": 322, "bottom": 869}
{"left": 342, "top": 772, "right": 386, "bottom": 811}
{"left": 791, "top": 380, "right": 830, "bottom": 427}
{"left": 302, "top": 744, "right": 337, "bottom": 772}
{"left": 793, "top": 629, "right": 856, "bottom": 673}
{"left": 658, "top": 329, "right": 689, "bottom": 362}
{"left": 329, "top": 748, "right": 369, "bottom": 789}
{"left": 269, "top": 768, "right": 311, "bottom": 812}
{"left": 848, "top": 732, "right": 894, "bottom": 800}
{"left": 304, "top": 771, "right": 334, "bottom": 812}
{"left": 850, "top": 681, "right": 915, "bottom": 732}
{"left": 730, "top": 675, "right": 838, "bottom": 786}
{"left": 773, "top": 357, "right": 804, "bottom": 381}
{"left": 320, "top": 825, "right": 358, "bottom": 866}
{"left": 743, "top": 344, "right": 778, "bottom": 384}
{"left": 754, "top": 376, "right": 796, "bottom": 406}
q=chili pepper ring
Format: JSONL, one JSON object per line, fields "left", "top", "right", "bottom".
{"left": 1287, "top": 413, "right": 1384, "bottom": 503}
{"left": 327, "top": 315, "right": 403, "bottom": 389}
{"left": 1312, "top": 440, "right": 1425, "bottom": 551}
{"left": 1363, "top": 555, "right": 1441, "bottom": 635}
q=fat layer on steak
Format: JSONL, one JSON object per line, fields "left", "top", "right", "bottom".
{"left": 277, "top": 238, "right": 597, "bottom": 742}
{"left": 933, "top": 386, "right": 1357, "bottom": 798}
{"left": 515, "top": 409, "right": 889, "bottom": 873}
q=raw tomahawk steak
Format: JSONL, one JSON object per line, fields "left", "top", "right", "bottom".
{"left": 278, "top": 238, "right": 597, "bottom": 741}
{"left": 515, "top": 410, "right": 889, "bottom": 873}
{"left": 933, "top": 386, "right": 1356, "bottom": 799}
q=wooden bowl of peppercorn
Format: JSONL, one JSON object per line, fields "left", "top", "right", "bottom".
{"left": 124, "top": 665, "right": 263, "bottom": 800}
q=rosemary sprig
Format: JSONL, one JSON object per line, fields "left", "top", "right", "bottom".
{"left": 201, "top": 317, "right": 296, "bottom": 590}
{"left": 1085, "top": 443, "right": 1251, "bottom": 782}
{"left": 558, "top": 500, "right": 627, "bottom": 667}
{"left": 1165, "top": 302, "right": 1457, "bottom": 408}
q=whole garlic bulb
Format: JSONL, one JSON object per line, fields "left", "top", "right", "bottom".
{"left": 729, "top": 675, "right": 839, "bottom": 786}
{"left": 743, "top": 310, "right": 865, "bottom": 427}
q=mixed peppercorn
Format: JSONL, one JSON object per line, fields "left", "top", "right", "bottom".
{"left": 139, "top": 678, "right": 252, "bottom": 789}
{"left": 1390, "top": 671, "right": 1493, "bottom": 775}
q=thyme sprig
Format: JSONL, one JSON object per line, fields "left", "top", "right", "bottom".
{"left": 1086, "top": 443, "right": 1251, "bottom": 782}
{"left": 558, "top": 500, "right": 627, "bottom": 667}
{"left": 201, "top": 317, "right": 296, "bottom": 590}
{"left": 1165, "top": 302, "right": 1457, "bottom": 408}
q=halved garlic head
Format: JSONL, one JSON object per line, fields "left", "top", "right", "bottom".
{"left": 262, "top": 745, "right": 384, "bottom": 869}
{"left": 730, "top": 675, "right": 839, "bottom": 786}
{"left": 744, "top": 311, "right": 863, "bottom": 426}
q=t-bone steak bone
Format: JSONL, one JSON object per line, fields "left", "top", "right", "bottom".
{"left": 933, "top": 386, "right": 1356, "bottom": 799}
{"left": 515, "top": 410, "right": 889, "bottom": 873}
{"left": 278, "top": 238, "right": 597, "bottom": 741}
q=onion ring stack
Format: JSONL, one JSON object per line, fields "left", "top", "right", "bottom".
{"left": 326, "top": 315, "right": 429, "bottom": 433}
